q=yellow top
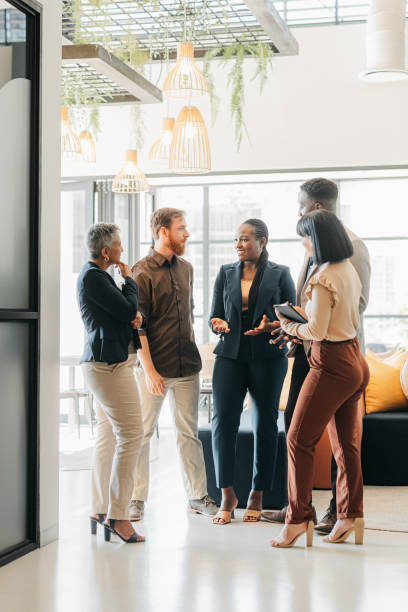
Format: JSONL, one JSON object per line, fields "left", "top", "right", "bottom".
{"left": 241, "top": 279, "right": 253, "bottom": 311}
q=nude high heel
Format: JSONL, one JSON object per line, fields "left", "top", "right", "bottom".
{"left": 270, "top": 520, "right": 314, "bottom": 548}
{"left": 323, "top": 518, "right": 364, "bottom": 545}
{"left": 212, "top": 508, "right": 236, "bottom": 525}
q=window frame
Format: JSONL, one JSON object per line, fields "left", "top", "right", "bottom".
{"left": 0, "top": 0, "right": 42, "bottom": 569}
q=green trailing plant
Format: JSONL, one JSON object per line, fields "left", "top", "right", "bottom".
{"left": 63, "top": 1, "right": 274, "bottom": 150}
{"left": 204, "top": 41, "right": 274, "bottom": 150}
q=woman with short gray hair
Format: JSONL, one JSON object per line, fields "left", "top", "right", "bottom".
{"left": 77, "top": 222, "right": 145, "bottom": 544}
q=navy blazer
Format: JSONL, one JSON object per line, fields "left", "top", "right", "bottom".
{"left": 209, "top": 261, "right": 296, "bottom": 360}
{"left": 77, "top": 262, "right": 141, "bottom": 365}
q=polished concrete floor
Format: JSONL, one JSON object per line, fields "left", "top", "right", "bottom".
{"left": 1, "top": 429, "right": 408, "bottom": 612}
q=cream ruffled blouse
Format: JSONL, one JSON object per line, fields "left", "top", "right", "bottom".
{"left": 281, "top": 260, "right": 362, "bottom": 342}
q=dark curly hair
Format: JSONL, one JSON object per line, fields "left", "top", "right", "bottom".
{"left": 300, "top": 178, "right": 338, "bottom": 210}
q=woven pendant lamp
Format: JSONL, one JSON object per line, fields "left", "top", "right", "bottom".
{"left": 169, "top": 106, "right": 211, "bottom": 174}
{"left": 61, "top": 106, "right": 82, "bottom": 160}
{"left": 163, "top": 42, "right": 208, "bottom": 99}
{"left": 148, "top": 117, "right": 175, "bottom": 166}
{"left": 79, "top": 130, "right": 96, "bottom": 163}
{"left": 112, "top": 150, "right": 149, "bottom": 194}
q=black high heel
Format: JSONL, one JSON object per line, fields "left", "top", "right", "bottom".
{"left": 104, "top": 519, "right": 145, "bottom": 543}
{"left": 90, "top": 514, "right": 106, "bottom": 535}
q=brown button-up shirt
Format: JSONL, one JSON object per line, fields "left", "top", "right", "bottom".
{"left": 132, "top": 248, "right": 202, "bottom": 378}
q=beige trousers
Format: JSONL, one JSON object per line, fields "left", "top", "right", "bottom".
{"left": 82, "top": 355, "right": 143, "bottom": 520}
{"left": 132, "top": 369, "right": 207, "bottom": 502}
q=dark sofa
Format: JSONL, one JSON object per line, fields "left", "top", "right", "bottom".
{"left": 361, "top": 411, "right": 408, "bottom": 485}
{"left": 198, "top": 410, "right": 288, "bottom": 509}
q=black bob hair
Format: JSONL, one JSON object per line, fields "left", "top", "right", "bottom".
{"left": 297, "top": 210, "right": 353, "bottom": 265}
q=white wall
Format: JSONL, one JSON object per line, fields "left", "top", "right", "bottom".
{"left": 62, "top": 22, "right": 408, "bottom": 178}
{"left": 38, "top": 0, "right": 61, "bottom": 546}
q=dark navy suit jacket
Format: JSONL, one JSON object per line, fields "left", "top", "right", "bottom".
{"left": 77, "top": 262, "right": 141, "bottom": 364}
{"left": 209, "top": 261, "right": 296, "bottom": 360}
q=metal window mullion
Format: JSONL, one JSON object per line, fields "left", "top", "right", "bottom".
{"left": 202, "top": 186, "right": 210, "bottom": 343}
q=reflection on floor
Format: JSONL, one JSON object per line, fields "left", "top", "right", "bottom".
{"left": 1, "top": 428, "right": 408, "bottom": 612}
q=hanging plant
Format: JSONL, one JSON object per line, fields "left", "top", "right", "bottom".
{"left": 204, "top": 41, "right": 273, "bottom": 150}
{"left": 63, "top": 1, "right": 274, "bottom": 151}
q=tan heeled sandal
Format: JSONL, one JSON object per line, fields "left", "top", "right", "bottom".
{"left": 322, "top": 518, "right": 364, "bottom": 545}
{"left": 212, "top": 509, "right": 236, "bottom": 525}
{"left": 270, "top": 521, "right": 314, "bottom": 548}
{"left": 243, "top": 509, "right": 262, "bottom": 522}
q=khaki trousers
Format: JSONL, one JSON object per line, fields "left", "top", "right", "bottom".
{"left": 132, "top": 369, "right": 207, "bottom": 502}
{"left": 82, "top": 355, "right": 143, "bottom": 520}
{"left": 286, "top": 338, "right": 370, "bottom": 524}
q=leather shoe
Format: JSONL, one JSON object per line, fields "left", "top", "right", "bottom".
{"left": 188, "top": 495, "right": 218, "bottom": 517}
{"left": 262, "top": 505, "right": 318, "bottom": 524}
{"left": 315, "top": 508, "right": 337, "bottom": 534}
{"left": 262, "top": 506, "right": 288, "bottom": 523}
{"left": 129, "top": 500, "right": 145, "bottom": 521}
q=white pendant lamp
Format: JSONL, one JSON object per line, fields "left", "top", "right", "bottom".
{"left": 112, "top": 150, "right": 149, "bottom": 193}
{"left": 360, "top": 0, "right": 408, "bottom": 81}
{"left": 163, "top": 42, "right": 208, "bottom": 98}
{"left": 169, "top": 106, "right": 211, "bottom": 174}
{"left": 148, "top": 118, "right": 175, "bottom": 166}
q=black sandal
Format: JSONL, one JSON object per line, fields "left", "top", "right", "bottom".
{"left": 90, "top": 513, "right": 106, "bottom": 535}
{"left": 104, "top": 519, "right": 145, "bottom": 543}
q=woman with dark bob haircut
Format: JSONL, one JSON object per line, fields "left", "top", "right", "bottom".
{"left": 270, "top": 210, "right": 369, "bottom": 549}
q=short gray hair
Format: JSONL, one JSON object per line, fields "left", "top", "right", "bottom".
{"left": 86, "top": 223, "right": 120, "bottom": 259}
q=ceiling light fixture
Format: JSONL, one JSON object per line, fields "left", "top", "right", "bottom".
{"left": 163, "top": 42, "right": 208, "bottom": 99}
{"left": 360, "top": 0, "right": 408, "bottom": 82}
{"left": 169, "top": 106, "right": 211, "bottom": 174}
{"left": 112, "top": 150, "right": 150, "bottom": 193}
{"left": 61, "top": 106, "right": 82, "bottom": 160}
{"left": 148, "top": 117, "right": 175, "bottom": 166}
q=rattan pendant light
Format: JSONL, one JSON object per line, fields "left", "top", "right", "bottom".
{"left": 79, "top": 130, "right": 96, "bottom": 163}
{"left": 169, "top": 105, "right": 211, "bottom": 174}
{"left": 163, "top": 42, "right": 208, "bottom": 99}
{"left": 61, "top": 106, "right": 82, "bottom": 160}
{"left": 112, "top": 150, "right": 150, "bottom": 193}
{"left": 148, "top": 117, "right": 175, "bottom": 166}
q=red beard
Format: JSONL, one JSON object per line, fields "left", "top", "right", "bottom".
{"left": 169, "top": 237, "right": 186, "bottom": 256}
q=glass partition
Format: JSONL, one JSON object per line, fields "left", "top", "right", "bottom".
{"left": 0, "top": 0, "right": 41, "bottom": 567}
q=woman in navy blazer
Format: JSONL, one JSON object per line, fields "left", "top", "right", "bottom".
{"left": 210, "top": 219, "right": 296, "bottom": 525}
{"left": 78, "top": 223, "right": 145, "bottom": 544}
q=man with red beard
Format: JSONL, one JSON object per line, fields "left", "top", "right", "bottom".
{"left": 129, "top": 208, "right": 218, "bottom": 521}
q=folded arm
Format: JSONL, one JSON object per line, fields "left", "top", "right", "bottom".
{"left": 83, "top": 268, "right": 138, "bottom": 322}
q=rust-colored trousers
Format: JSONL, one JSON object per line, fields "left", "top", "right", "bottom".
{"left": 286, "top": 338, "right": 370, "bottom": 524}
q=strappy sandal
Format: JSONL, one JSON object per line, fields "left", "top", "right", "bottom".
{"left": 104, "top": 519, "right": 145, "bottom": 543}
{"left": 270, "top": 521, "right": 314, "bottom": 548}
{"left": 322, "top": 518, "right": 364, "bottom": 545}
{"left": 243, "top": 509, "right": 262, "bottom": 522}
{"left": 90, "top": 513, "right": 106, "bottom": 535}
{"left": 212, "top": 509, "right": 236, "bottom": 525}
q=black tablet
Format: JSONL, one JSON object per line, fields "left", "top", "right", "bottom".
{"left": 274, "top": 303, "right": 308, "bottom": 324}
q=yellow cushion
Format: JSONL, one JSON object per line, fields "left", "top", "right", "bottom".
{"left": 279, "top": 357, "right": 294, "bottom": 410}
{"left": 365, "top": 350, "right": 408, "bottom": 414}
{"left": 401, "top": 359, "right": 408, "bottom": 401}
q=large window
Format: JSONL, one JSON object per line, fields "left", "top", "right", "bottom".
{"left": 275, "top": 2, "right": 408, "bottom": 26}
{"left": 153, "top": 176, "right": 408, "bottom": 351}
